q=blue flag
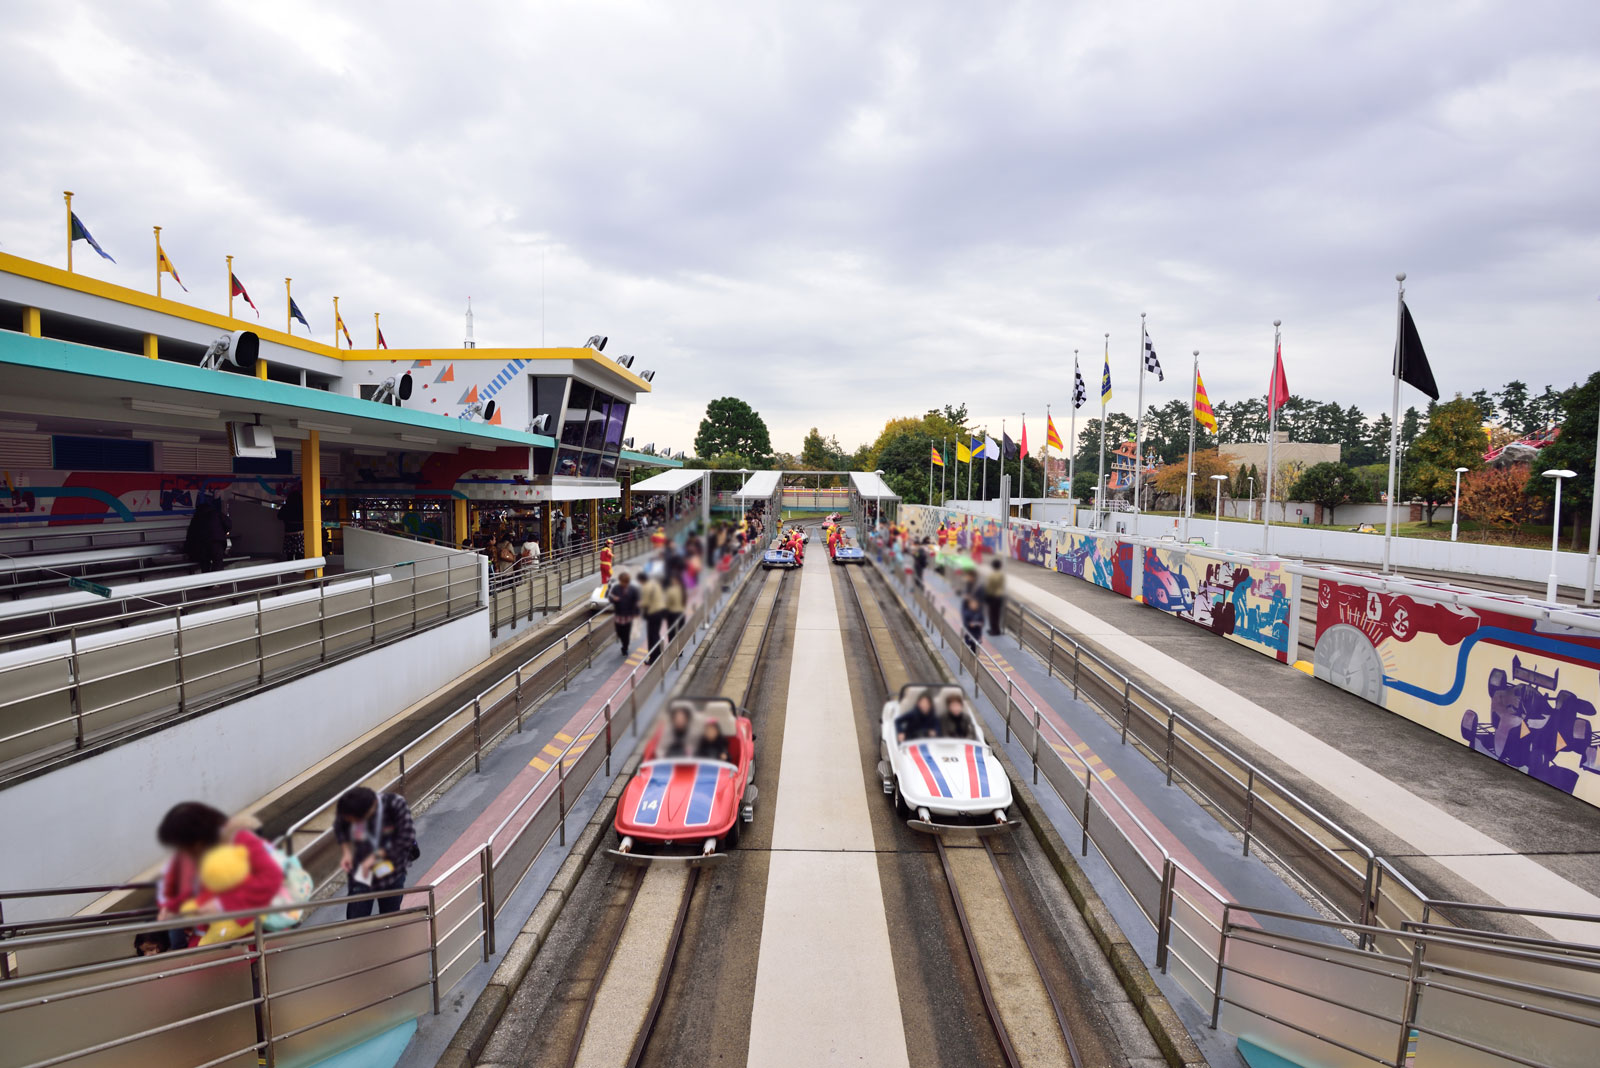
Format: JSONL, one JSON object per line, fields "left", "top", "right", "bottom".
{"left": 289, "top": 296, "right": 310, "bottom": 329}
{"left": 69, "top": 212, "right": 115, "bottom": 262}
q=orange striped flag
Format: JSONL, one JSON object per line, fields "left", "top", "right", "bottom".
{"left": 1045, "top": 414, "right": 1063, "bottom": 451}
{"left": 930, "top": 443, "right": 945, "bottom": 467}
{"left": 1194, "top": 371, "right": 1217, "bottom": 432}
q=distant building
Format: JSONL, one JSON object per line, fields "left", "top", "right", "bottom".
{"left": 1223, "top": 431, "right": 1339, "bottom": 473}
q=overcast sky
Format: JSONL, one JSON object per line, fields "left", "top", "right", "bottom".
{"left": 4, "top": 1, "right": 1598, "bottom": 455}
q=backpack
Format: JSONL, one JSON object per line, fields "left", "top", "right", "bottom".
{"left": 261, "top": 846, "right": 314, "bottom": 932}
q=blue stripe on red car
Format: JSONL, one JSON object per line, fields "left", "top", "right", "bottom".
{"left": 683, "top": 764, "right": 722, "bottom": 827}
{"left": 633, "top": 764, "right": 672, "bottom": 826}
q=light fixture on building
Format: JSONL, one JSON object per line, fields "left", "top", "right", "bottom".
{"left": 126, "top": 398, "right": 221, "bottom": 420}
{"left": 640, "top": 370, "right": 656, "bottom": 383}
{"left": 584, "top": 335, "right": 608, "bottom": 352}
{"left": 294, "top": 419, "right": 352, "bottom": 435}
{"left": 623, "top": 436, "right": 634, "bottom": 448}
{"left": 199, "top": 330, "right": 259, "bottom": 371}
{"left": 528, "top": 413, "right": 551, "bottom": 433}
{"left": 615, "top": 354, "right": 635, "bottom": 368}
{"left": 0, "top": 418, "right": 38, "bottom": 432}
{"left": 399, "top": 433, "right": 437, "bottom": 445}
{"left": 369, "top": 372, "right": 413, "bottom": 406}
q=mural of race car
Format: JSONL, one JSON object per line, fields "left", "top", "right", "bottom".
{"left": 1461, "top": 656, "right": 1598, "bottom": 793}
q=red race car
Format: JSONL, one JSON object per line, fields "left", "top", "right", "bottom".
{"left": 612, "top": 697, "right": 756, "bottom": 862}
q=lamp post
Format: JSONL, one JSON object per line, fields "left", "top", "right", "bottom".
{"left": 1247, "top": 475, "right": 1256, "bottom": 522}
{"left": 1210, "top": 474, "right": 1228, "bottom": 547}
{"left": 739, "top": 468, "right": 751, "bottom": 527}
{"left": 874, "top": 469, "right": 885, "bottom": 528}
{"left": 1450, "top": 466, "right": 1469, "bottom": 542}
{"left": 1544, "top": 469, "right": 1576, "bottom": 602}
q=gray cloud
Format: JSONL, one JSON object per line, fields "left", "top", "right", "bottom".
{"left": 3, "top": 0, "right": 1597, "bottom": 455}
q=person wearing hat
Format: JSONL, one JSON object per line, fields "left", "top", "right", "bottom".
{"left": 600, "top": 538, "right": 614, "bottom": 584}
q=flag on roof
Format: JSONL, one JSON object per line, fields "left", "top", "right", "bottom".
{"left": 930, "top": 444, "right": 944, "bottom": 467}
{"left": 1045, "top": 415, "right": 1063, "bottom": 452}
{"left": 156, "top": 243, "right": 187, "bottom": 292}
{"left": 335, "top": 308, "right": 353, "bottom": 347}
{"left": 1143, "top": 331, "right": 1163, "bottom": 382}
{"left": 289, "top": 296, "right": 310, "bottom": 329}
{"left": 230, "top": 272, "right": 258, "bottom": 317}
{"left": 1395, "top": 302, "right": 1439, "bottom": 401}
{"left": 377, "top": 326, "right": 389, "bottom": 350}
{"left": 1194, "top": 371, "right": 1216, "bottom": 433}
{"left": 69, "top": 212, "right": 115, "bottom": 262}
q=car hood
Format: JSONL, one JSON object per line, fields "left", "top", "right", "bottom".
{"left": 898, "top": 740, "right": 1004, "bottom": 803}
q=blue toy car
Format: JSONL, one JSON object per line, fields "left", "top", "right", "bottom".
{"left": 762, "top": 548, "right": 799, "bottom": 570}
{"left": 832, "top": 544, "right": 865, "bottom": 564}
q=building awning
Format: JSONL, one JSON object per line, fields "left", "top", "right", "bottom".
{"left": 619, "top": 450, "right": 684, "bottom": 469}
{"left": 631, "top": 469, "right": 707, "bottom": 494}
{"left": 849, "top": 471, "right": 898, "bottom": 501}
{"left": 734, "top": 470, "right": 781, "bottom": 499}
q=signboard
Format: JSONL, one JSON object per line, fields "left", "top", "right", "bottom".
{"left": 68, "top": 577, "right": 113, "bottom": 598}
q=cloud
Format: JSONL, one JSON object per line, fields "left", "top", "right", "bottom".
{"left": 3, "top": 0, "right": 1597, "bottom": 456}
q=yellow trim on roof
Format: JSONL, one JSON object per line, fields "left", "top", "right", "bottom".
{"left": 0, "top": 251, "right": 649, "bottom": 390}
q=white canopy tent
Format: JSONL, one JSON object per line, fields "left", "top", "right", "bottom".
{"left": 849, "top": 470, "right": 900, "bottom": 526}
{"left": 629, "top": 468, "right": 710, "bottom": 529}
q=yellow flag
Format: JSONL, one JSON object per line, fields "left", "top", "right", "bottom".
{"left": 956, "top": 440, "right": 972, "bottom": 463}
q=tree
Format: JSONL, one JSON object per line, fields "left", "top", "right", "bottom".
{"left": 693, "top": 397, "right": 772, "bottom": 463}
{"left": 1498, "top": 381, "right": 1535, "bottom": 435}
{"left": 1073, "top": 413, "right": 1135, "bottom": 473}
{"left": 799, "top": 427, "right": 848, "bottom": 474}
{"left": 1070, "top": 469, "right": 1098, "bottom": 503}
{"left": 1290, "top": 462, "right": 1370, "bottom": 525}
{"left": 1409, "top": 396, "right": 1489, "bottom": 523}
{"left": 1526, "top": 371, "right": 1600, "bottom": 546}
{"left": 1469, "top": 389, "right": 1497, "bottom": 424}
{"left": 1460, "top": 465, "right": 1542, "bottom": 536}
{"left": 1152, "top": 450, "right": 1240, "bottom": 510}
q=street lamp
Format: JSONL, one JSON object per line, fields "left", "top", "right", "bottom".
{"left": 1247, "top": 475, "right": 1256, "bottom": 522}
{"left": 874, "top": 469, "right": 886, "bottom": 528}
{"left": 1210, "top": 475, "right": 1229, "bottom": 546}
{"left": 1544, "top": 469, "right": 1576, "bottom": 602}
{"left": 739, "top": 467, "right": 751, "bottom": 527}
{"left": 1450, "top": 466, "right": 1469, "bottom": 542}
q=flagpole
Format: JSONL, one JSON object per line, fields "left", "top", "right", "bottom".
{"left": 226, "top": 255, "right": 234, "bottom": 318}
{"left": 1265, "top": 320, "right": 1281, "bottom": 553}
{"left": 1134, "top": 313, "right": 1147, "bottom": 515}
{"left": 1001, "top": 418, "right": 1006, "bottom": 505}
{"left": 1097, "top": 334, "right": 1109, "bottom": 523}
{"left": 1382, "top": 273, "right": 1406, "bottom": 573}
{"left": 374, "top": 312, "right": 381, "bottom": 349}
{"left": 1020, "top": 412, "right": 1026, "bottom": 499}
{"left": 1185, "top": 350, "right": 1198, "bottom": 539}
{"left": 286, "top": 278, "right": 293, "bottom": 335}
{"left": 1070, "top": 351, "right": 1078, "bottom": 524}
{"left": 982, "top": 429, "right": 989, "bottom": 502}
{"left": 333, "top": 296, "right": 341, "bottom": 351}
{"left": 941, "top": 438, "right": 947, "bottom": 505}
{"left": 1045, "top": 405, "right": 1051, "bottom": 499}
{"left": 153, "top": 227, "right": 162, "bottom": 298}
{"left": 927, "top": 447, "right": 933, "bottom": 506}
{"left": 64, "top": 192, "right": 74, "bottom": 273}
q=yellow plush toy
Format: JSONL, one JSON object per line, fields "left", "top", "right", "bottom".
{"left": 180, "top": 843, "right": 255, "bottom": 946}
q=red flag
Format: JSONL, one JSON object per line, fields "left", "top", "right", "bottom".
{"left": 229, "top": 273, "right": 259, "bottom": 317}
{"left": 1020, "top": 420, "right": 1029, "bottom": 458}
{"left": 1267, "top": 340, "right": 1289, "bottom": 417}
{"left": 377, "top": 327, "right": 388, "bottom": 350}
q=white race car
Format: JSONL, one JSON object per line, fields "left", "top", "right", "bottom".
{"left": 588, "top": 579, "right": 615, "bottom": 612}
{"left": 877, "top": 684, "right": 1016, "bottom": 833}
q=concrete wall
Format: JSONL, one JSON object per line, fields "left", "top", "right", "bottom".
{"left": 344, "top": 524, "right": 488, "bottom": 607}
{"left": 1216, "top": 499, "right": 1454, "bottom": 526}
{"left": 0, "top": 608, "right": 489, "bottom": 920}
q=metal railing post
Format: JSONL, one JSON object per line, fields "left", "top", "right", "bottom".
{"left": 411, "top": 568, "right": 419, "bottom": 631}
{"left": 604, "top": 701, "right": 613, "bottom": 776}
{"left": 173, "top": 613, "right": 188, "bottom": 712}
{"left": 472, "top": 696, "right": 483, "bottom": 774}
{"left": 1394, "top": 933, "right": 1425, "bottom": 1066}
{"left": 318, "top": 581, "right": 328, "bottom": 662}
{"left": 1003, "top": 678, "right": 1013, "bottom": 743}
{"left": 1163, "top": 710, "right": 1176, "bottom": 786}
{"left": 1072, "top": 642, "right": 1081, "bottom": 698}
{"left": 254, "top": 922, "right": 276, "bottom": 1067}
{"left": 480, "top": 846, "right": 496, "bottom": 958}
{"left": 561, "top": 637, "right": 570, "bottom": 690}
{"left": 557, "top": 750, "right": 567, "bottom": 847}
{"left": 1081, "top": 769, "right": 1092, "bottom": 856}
{"left": 1210, "top": 906, "right": 1231, "bottom": 1028}
{"left": 514, "top": 668, "right": 524, "bottom": 732}
{"left": 68, "top": 627, "right": 85, "bottom": 749}
{"left": 254, "top": 593, "right": 266, "bottom": 684}
{"left": 427, "top": 885, "right": 441, "bottom": 1015}
{"left": 1242, "top": 768, "right": 1256, "bottom": 857}
{"left": 369, "top": 575, "right": 379, "bottom": 645}
{"left": 398, "top": 751, "right": 408, "bottom": 795}
{"left": 1155, "top": 859, "right": 1175, "bottom": 972}
{"left": 1360, "top": 857, "right": 1378, "bottom": 949}
{"left": 1031, "top": 706, "right": 1041, "bottom": 785}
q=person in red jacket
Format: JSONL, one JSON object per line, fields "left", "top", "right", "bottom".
{"left": 599, "top": 539, "right": 614, "bottom": 584}
{"left": 156, "top": 802, "right": 283, "bottom": 948}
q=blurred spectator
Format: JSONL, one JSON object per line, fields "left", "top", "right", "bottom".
{"left": 133, "top": 931, "right": 168, "bottom": 957}
{"left": 982, "top": 559, "right": 1006, "bottom": 636}
{"left": 664, "top": 573, "right": 687, "bottom": 638}
{"left": 961, "top": 594, "right": 984, "bottom": 652}
{"left": 639, "top": 568, "right": 667, "bottom": 663}
{"left": 156, "top": 802, "right": 283, "bottom": 948}
{"left": 279, "top": 484, "right": 305, "bottom": 560}
{"left": 335, "top": 787, "right": 417, "bottom": 919}
{"left": 185, "top": 496, "right": 230, "bottom": 573}
{"left": 609, "top": 571, "right": 639, "bottom": 656}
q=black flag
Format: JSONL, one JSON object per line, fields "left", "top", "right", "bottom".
{"left": 1395, "top": 301, "right": 1439, "bottom": 401}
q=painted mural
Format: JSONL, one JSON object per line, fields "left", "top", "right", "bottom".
{"left": 1313, "top": 578, "right": 1600, "bottom": 804}
{"left": 903, "top": 505, "right": 1132, "bottom": 597}
{"left": 1142, "top": 546, "right": 1296, "bottom": 663}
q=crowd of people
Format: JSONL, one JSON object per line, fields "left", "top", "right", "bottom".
{"left": 869, "top": 517, "right": 1008, "bottom": 653}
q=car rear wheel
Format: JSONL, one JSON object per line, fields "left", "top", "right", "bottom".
{"left": 725, "top": 817, "right": 742, "bottom": 850}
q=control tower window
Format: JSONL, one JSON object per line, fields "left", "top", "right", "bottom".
{"left": 561, "top": 382, "right": 593, "bottom": 448}
{"left": 585, "top": 397, "right": 611, "bottom": 450}
{"left": 604, "top": 400, "right": 628, "bottom": 452}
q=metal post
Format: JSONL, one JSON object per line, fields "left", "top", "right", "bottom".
{"left": 411, "top": 569, "right": 419, "bottom": 630}
{"left": 1120, "top": 679, "right": 1131, "bottom": 744}
{"left": 1003, "top": 678, "right": 1013, "bottom": 743}
{"left": 1163, "top": 712, "right": 1175, "bottom": 785}
{"left": 1242, "top": 768, "right": 1256, "bottom": 857}
{"left": 254, "top": 923, "right": 276, "bottom": 1067}
{"left": 514, "top": 668, "right": 524, "bottom": 732}
{"left": 1072, "top": 643, "right": 1080, "bottom": 698}
{"left": 561, "top": 636, "right": 570, "bottom": 690}
{"left": 369, "top": 575, "right": 378, "bottom": 644}
{"left": 1155, "top": 859, "right": 1175, "bottom": 972}
{"left": 479, "top": 846, "right": 496, "bottom": 958}
{"left": 557, "top": 750, "right": 567, "bottom": 847}
{"left": 174, "top": 613, "right": 188, "bottom": 711}
{"left": 427, "top": 885, "right": 441, "bottom": 1015}
{"left": 472, "top": 696, "right": 482, "bottom": 774}
{"left": 318, "top": 581, "right": 328, "bottom": 661}
{"left": 604, "top": 701, "right": 613, "bottom": 776}
{"left": 1359, "top": 857, "right": 1378, "bottom": 949}
{"left": 1394, "top": 936, "right": 1426, "bottom": 1067}
{"left": 1046, "top": 627, "right": 1057, "bottom": 679}
{"left": 1081, "top": 769, "right": 1093, "bottom": 856}
{"left": 68, "top": 627, "right": 84, "bottom": 749}
{"left": 398, "top": 751, "right": 408, "bottom": 795}
{"left": 1031, "top": 706, "right": 1041, "bottom": 785}
{"left": 1210, "top": 905, "right": 1231, "bottom": 1028}
{"left": 254, "top": 593, "right": 266, "bottom": 684}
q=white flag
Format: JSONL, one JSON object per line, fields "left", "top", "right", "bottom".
{"left": 983, "top": 436, "right": 1000, "bottom": 460}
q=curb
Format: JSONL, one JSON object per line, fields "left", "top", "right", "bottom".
{"left": 438, "top": 560, "right": 761, "bottom": 1067}
{"left": 874, "top": 563, "right": 1207, "bottom": 1068}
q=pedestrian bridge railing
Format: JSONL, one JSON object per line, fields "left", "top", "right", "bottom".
{"left": 0, "top": 553, "right": 484, "bottom": 785}
{"left": 0, "top": 550, "right": 760, "bottom": 1068}
{"left": 870, "top": 553, "right": 1600, "bottom": 1068}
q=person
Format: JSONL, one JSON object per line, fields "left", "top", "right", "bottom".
{"left": 524, "top": 534, "right": 542, "bottom": 568}
{"left": 279, "top": 483, "right": 305, "bottom": 560}
{"left": 941, "top": 695, "right": 974, "bottom": 739}
{"left": 495, "top": 534, "right": 517, "bottom": 574}
{"left": 696, "top": 719, "right": 730, "bottom": 762}
{"left": 608, "top": 571, "right": 640, "bottom": 655}
{"left": 961, "top": 593, "right": 985, "bottom": 652}
{"left": 599, "top": 539, "right": 614, "bottom": 584}
{"left": 894, "top": 693, "right": 939, "bottom": 743}
{"left": 983, "top": 558, "right": 1006, "bottom": 636}
{"left": 663, "top": 573, "right": 687, "bottom": 638}
{"left": 913, "top": 540, "right": 929, "bottom": 585}
{"left": 134, "top": 930, "right": 169, "bottom": 957}
{"left": 662, "top": 703, "right": 694, "bottom": 757}
{"left": 156, "top": 802, "right": 284, "bottom": 949}
{"left": 638, "top": 568, "right": 668, "bottom": 663}
{"left": 334, "top": 787, "right": 417, "bottom": 919}
{"left": 651, "top": 525, "right": 667, "bottom": 550}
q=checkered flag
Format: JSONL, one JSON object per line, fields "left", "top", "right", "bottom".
{"left": 1143, "top": 333, "right": 1164, "bottom": 382}
{"left": 1072, "top": 364, "right": 1088, "bottom": 409}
